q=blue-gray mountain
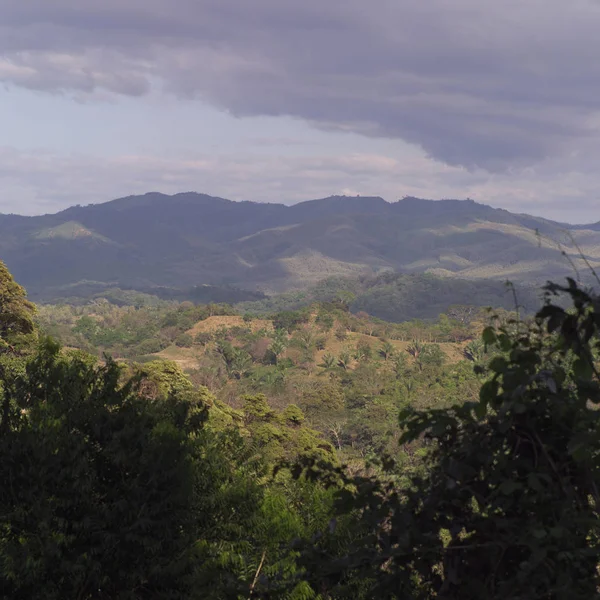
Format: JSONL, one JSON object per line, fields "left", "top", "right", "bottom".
{"left": 1, "top": 192, "right": 597, "bottom": 302}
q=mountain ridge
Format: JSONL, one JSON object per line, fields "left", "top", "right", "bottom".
{"left": 1, "top": 192, "right": 598, "bottom": 300}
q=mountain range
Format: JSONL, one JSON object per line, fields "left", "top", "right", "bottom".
{"left": 1, "top": 192, "right": 598, "bottom": 301}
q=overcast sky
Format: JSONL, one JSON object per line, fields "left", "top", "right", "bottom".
{"left": 1, "top": 0, "right": 599, "bottom": 222}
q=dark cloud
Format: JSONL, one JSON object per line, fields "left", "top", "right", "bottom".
{"left": 1, "top": 0, "right": 599, "bottom": 169}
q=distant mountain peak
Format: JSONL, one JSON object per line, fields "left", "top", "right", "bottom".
{"left": 1, "top": 190, "right": 599, "bottom": 300}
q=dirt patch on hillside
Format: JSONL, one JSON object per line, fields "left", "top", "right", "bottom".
{"left": 314, "top": 331, "right": 467, "bottom": 364}
{"left": 154, "top": 346, "right": 202, "bottom": 370}
{"left": 187, "top": 315, "right": 273, "bottom": 336}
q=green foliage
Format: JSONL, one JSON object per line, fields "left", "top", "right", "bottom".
{"left": 27, "top": 253, "right": 593, "bottom": 598}
{"left": 0, "top": 337, "right": 341, "bottom": 599}
{"left": 283, "top": 404, "right": 305, "bottom": 426}
{"left": 0, "top": 261, "right": 37, "bottom": 354}
{"left": 315, "top": 311, "right": 334, "bottom": 331}
{"left": 378, "top": 340, "right": 395, "bottom": 361}
{"left": 36, "top": 298, "right": 236, "bottom": 359}
{"left": 0, "top": 340, "right": 207, "bottom": 598}
{"left": 354, "top": 339, "right": 373, "bottom": 362}
{"left": 272, "top": 310, "right": 309, "bottom": 333}
{"left": 419, "top": 343, "right": 446, "bottom": 368}
{"left": 334, "top": 326, "right": 348, "bottom": 341}
{"left": 337, "top": 349, "right": 352, "bottom": 370}
{"left": 296, "top": 279, "right": 600, "bottom": 599}
{"left": 319, "top": 352, "right": 337, "bottom": 369}
{"left": 269, "top": 329, "right": 288, "bottom": 364}
{"left": 195, "top": 331, "right": 213, "bottom": 346}
{"left": 175, "top": 332, "right": 194, "bottom": 347}
{"left": 242, "top": 272, "right": 541, "bottom": 324}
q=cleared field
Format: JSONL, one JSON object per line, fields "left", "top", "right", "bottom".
{"left": 186, "top": 315, "right": 273, "bottom": 335}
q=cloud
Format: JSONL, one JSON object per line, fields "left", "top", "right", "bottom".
{"left": 1, "top": 0, "right": 600, "bottom": 169}
{"left": 0, "top": 146, "right": 598, "bottom": 223}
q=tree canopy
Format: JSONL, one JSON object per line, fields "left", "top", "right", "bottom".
{"left": 0, "top": 261, "right": 36, "bottom": 354}
{"left": 1, "top": 256, "right": 599, "bottom": 598}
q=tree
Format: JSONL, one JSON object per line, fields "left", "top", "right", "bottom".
{"left": 446, "top": 304, "right": 478, "bottom": 325}
{"left": 319, "top": 352, "right": 337, "bottom": 369}
{"left": 335, "top": 290, "right": 356, "bottom": 311}
{"left": 462, "top": 338, "right": 487, "bottom": 363}
{"left": 0, "top": 340, "right": 211, "bottom": 599}
{"left": 393, "top": 353, "right": 407, "bottom": 379}
{"left": 269, "top": 328, "right": 288, "bottom": 365}
{"left": 272, "top": 310, "right": 308, "bottom": 333}
{"left": 0, "top": 340, "right": 319, "bottom": 600}
{"left": 406, "top": 339, "right": 424, "bottom": 360}
{"left": 175, "top": 332, "right": 194, "bottom": 347}
{"left": 354, "top": 339, "right": 372, "bottom": 362}
{"left": 419, "top": 343, "right": 446, "bottom": 369}
{"left": 297, "top": 279, "right": 600, "bottom": 599}
{"left": 228, "top": 347, "right": 253, "bottom": 379}
{"left": 0, "top": 261, "right": 36, "bottom": 354}
{"left": 294, "top": 326, "right": 316, "bottom": 352}
{"left": 316, "top": 312, "right": 335, "bottom": 332}
{"left": 337, "top": 349, "right": 352, "bottom": 370}
{"left": 378, "top": 341, "right": 395, "bottom": 361}
{"left": 282, "top": 404, "right": 305, "bottom": 426}
{"left": 335, "top": 327, "right": 348, "bottom": 341}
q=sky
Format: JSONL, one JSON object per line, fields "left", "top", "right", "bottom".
{"left": 1, "top": 1, "right": 600, "bottom": 222}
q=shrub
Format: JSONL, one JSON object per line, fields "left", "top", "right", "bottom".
{"left": 175, "top": 333, "right": 194, "bottom": 348}
{"left": 334, "top": 327, "right": 348, "bottom": 341}
{"left": 134, "top": 338, "right": 164, "bottom": 355}
{"left": 194, "top": 331, "right": 214, "bottom": 346}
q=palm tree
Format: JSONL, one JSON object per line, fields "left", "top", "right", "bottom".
{"left": 406, "top": 339, "right": 424, "bottom": 358}
{"left": 319, "top": 353, "right": 337, "bottom": 369}
{"left": 269, "top": 338, "right": 287, "bottom": 364}
{"left": 354, "top": 345, "right": 368, "bottom": 362}
{"left": 228, "top": 348, "right": 253, "bottom": 380}
{"left": 378, "top": 341, "right": 396, "bottom": 361}
{"left": 463, "top": 339, "right": 486, "bottom": 363}
{"left": 337, "top": 350, "right": 352, "bottom": 370}
{"left": 393, "top": 353, "right": 407, "bottom": 378}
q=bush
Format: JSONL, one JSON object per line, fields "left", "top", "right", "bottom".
{"left": 315, "top": 336, "right": 327, "bottom": 351}
{"left": 272, "top": 310, "right": 309, "bottom": 333}
{"left": 175, "top": 333, "right": 194, "bottom": 348}
{"left": 194, "top": 332, "right": 213, "bottom": 346}
{"left": 282, "top": 404, "right": 305, "bottom": 426}
{"left": 334, "top": 327, "right": 348, "bottom": 341}
{"left": 134, "top": 338, "right": 164, "bottom": 355}
{"left": 316, "top": 313, "right": 335, "bottom": 331}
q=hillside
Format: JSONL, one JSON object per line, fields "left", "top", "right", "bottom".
{"left": 239, "top": 271, "right": 544, "bottom": 322}
{"left": 37, "top": 296, "right": 489, "bottom": 425}
{"left": 1, "top": 192, "right": 599, "bottom": 300}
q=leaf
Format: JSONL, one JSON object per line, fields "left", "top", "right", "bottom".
{"left": 537, "top": 305, "right": 565, "bottom": 333}
{"left": 498, "top": 333, "right": 512, "bottom": 352}
{"left": 488, "top": 356, "right": 507, "bottom": 374}
{"left": 479, "top": 380, "right": 499, "bottom": 406}
{"left": 482, "top": 327, "right": 497, "bottom": 346}
{"left": 527, "top": 473, "right": 544, "bottom": 492}
{"left": 568, "top": 434, "right": 591, "bottom": 462}
{"left": 499, "top": 480, "right": 522, "bottom": 495}
{"left": 473, "top": 401, "right": 487, "bottom": 420}
{"left": 573, "top": 357, "right": 593, "bottom": 381}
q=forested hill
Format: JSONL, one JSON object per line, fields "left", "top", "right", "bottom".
{"left": 1, "top": 192, "right": 599, "bottom": 299}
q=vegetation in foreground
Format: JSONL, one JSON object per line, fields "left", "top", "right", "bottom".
{"left": 1, "top": 259, "right": 599, "bottom": 598}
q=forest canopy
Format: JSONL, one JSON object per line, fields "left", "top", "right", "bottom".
{"left": 0, "top": 260, "right": 599, "bottom": 599}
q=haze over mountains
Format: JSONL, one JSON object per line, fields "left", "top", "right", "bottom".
{"left": 1, "top": 192, "right": 598, "bottom": 301}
